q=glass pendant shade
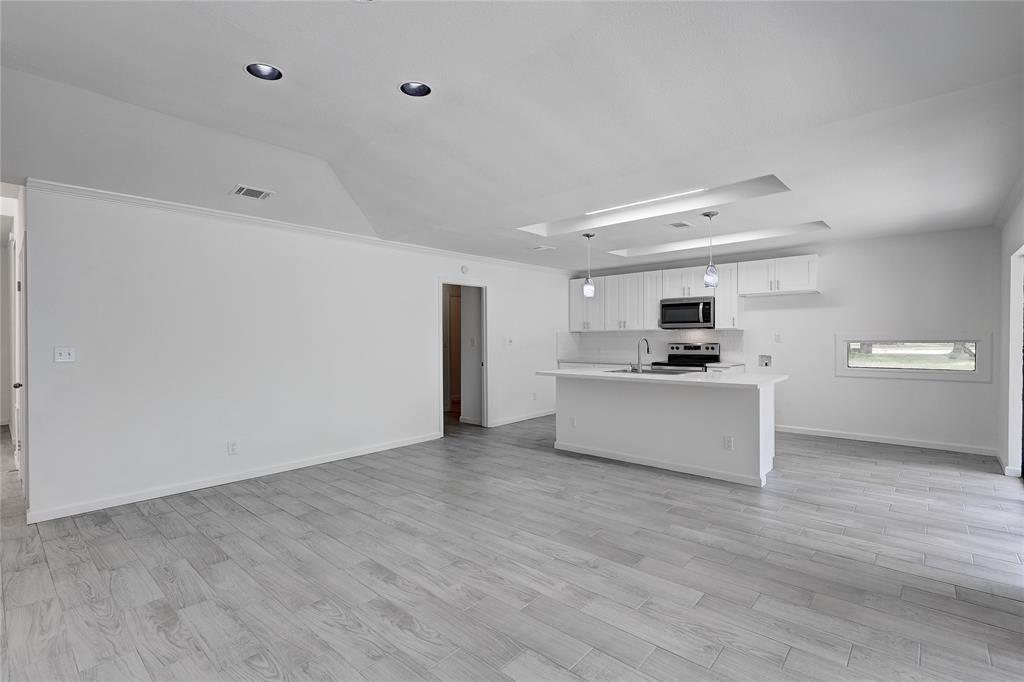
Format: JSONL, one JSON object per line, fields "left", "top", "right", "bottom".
{"left": 582, "top": 277, "right": 596, "bottom": 298}
{"left": 704, "top": 264, "right": 719, "bottom": 288}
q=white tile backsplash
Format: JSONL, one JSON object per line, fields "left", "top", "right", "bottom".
{"left": 557, "top": 330, "right": 744, "bottom": 364}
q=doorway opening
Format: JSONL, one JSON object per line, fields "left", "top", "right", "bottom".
{"left": 2, "top": 183, "right": 26, "bottom": 504}
{"left": 441, "top": 283, "right": 486, "bottom": 434}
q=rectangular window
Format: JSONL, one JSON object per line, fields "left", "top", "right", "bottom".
{"left": 835, "top": 335, "right": 991, "bottom": 383}
{"left": 846, "top": 341, "right": 977, "bottom": 372}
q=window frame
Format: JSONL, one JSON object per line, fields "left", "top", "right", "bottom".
{"left": 834, "top": 334, "right": 992, "bottom": 383}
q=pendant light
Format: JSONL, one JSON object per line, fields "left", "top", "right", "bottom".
{"left": 582, "top": 233, "right": 596, "bottom": 298}
{"left": 702, "top": 210, "right": 719, "bottom": 288}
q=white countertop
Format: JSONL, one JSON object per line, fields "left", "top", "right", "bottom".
{"left": 538, "top": 367, "right": 787, "bottom": 388}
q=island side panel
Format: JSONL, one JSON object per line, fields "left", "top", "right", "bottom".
{"left": 552, "top": 376, "right": 767, "bottom": 486}
{"left": 757, "top": 384, "right": 776, "bottom": 478}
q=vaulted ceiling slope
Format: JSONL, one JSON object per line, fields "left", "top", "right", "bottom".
{"left": 2, "top": 1, "right": 1021, "bottom": 270}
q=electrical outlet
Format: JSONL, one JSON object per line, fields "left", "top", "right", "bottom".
{"left": 722, "top": 435, "right": 735, "bottom": 451}
{"left": 759, "top": 355, "right": 772, "bottom": 368}
{"left": 570, "top": 416, "right": 577, "bottom": 427}
{"left": 226, "top": 441, "right": 240, "bottom": 456}
{"left": 54, "top": 346, "right": 77, "bottom": 363}
{"left": 531, "top": 392, "right": 537, "bottom": 401}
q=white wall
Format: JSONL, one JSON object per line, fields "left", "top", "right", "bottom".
{"left": 25, "top": 183, "right": 566, "bottom": 522}
{"left": 566, "top": 227, "right": 1001, "bottom": 457}
{"left": 460, "top": 286, "right": 483, "bottom": 425}
{"left": 997, "top": 179, "right": 1024, "bottom": 475}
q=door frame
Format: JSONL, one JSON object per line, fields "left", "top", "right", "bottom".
{"left": 437, "top": 277, "right": 488, "bottom": 434}
{"left": 5, "top": 184, "right": 27, "bottom": 501}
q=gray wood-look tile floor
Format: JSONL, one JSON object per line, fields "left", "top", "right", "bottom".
{"left": 2, "top": 419, "right": 1022, "bottom": 681}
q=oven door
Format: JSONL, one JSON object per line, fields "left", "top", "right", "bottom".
{"left": 659, "top": 297, "right": 715, "bottom": 329}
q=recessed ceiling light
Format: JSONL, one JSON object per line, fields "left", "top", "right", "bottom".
{"left": 585, "top": 188, "right": 706, "bottom": 216}
{"left": 399, "top": 81, "right": 432, "bottom": 97}
{"left": 246, "top": 63, "right": 283, "bottom": 81}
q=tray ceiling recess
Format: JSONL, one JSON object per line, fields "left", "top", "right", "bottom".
{"left": 514, "top": 175, "right": 790, "bottom": 238}
{"left": 608, "top": 221, "right": 831, "bottom": 258}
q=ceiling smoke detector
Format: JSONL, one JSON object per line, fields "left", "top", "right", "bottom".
{"left": 231, "top": 184, "right": 275, "bottom": 200}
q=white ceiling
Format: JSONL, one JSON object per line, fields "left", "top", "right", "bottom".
{"left": 2, "top": 1, "right": 1021, "bottom": 272}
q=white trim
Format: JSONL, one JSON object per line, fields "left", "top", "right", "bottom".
{"left": 24, "top": 179, "right": 571, "bottom": 276}
{"left": 776, "top": 425, "right": 998, "bottom": 459}
{"left": 26, "top": 432, "right": 441, "bottom": 523}
{"left": 458, "top": 416, "right": 482, "bottom": 426}
{"left": 488, "top": 410, "right": 555, "bottom": 428}
{"left": 1004, "top": 466, "right": 1022, "bottom": 477}
{"left": 554, "top": 440, "right": 765, "bottom": 487}
{"left": 834, "top": 334, "right": 993, "bottom": 383}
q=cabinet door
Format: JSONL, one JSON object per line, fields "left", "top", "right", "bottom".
{"left": 684, "top": 266, "right": 709, "bottom": 297}
{"left": 642, "top": 270, "right": 663, "bottom": 329}
{"left": 738, "top": 259, "right": 774, "bottom": 295}
{"left": 775, "top": 254, "right": 818, "bottom": 293}
{"left": 582, "top": 276, "right": 605, "bottom": 330}
{"left": 662, "top": 268, "right": 685, "bottom": 298}
{"left": 568, "top": 278, "right": 586, "bottom": 331}
{"left": 713, "top": 262, "right": 740, "bottom": 329}
{"left": 621, "top": 272, "right": 644, "bottom": 330}
{"left": 602, "top": 275, "right": 622, "bottom": 329}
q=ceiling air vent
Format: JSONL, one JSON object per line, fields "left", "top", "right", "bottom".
{"left": 669, "top": 221, "right": 693, "bottom": 229}
{"left": 531, "top": 245, "right": 557, "bottom": 251}
{"left": 231, "top": 184, "right": 275, "bottom": 200}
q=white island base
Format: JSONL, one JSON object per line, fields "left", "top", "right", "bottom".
{"left": 537, "top": 369, "right": 788, "bottom": 487}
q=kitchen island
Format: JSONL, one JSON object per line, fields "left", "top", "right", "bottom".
{"left": 536, "top": 368, "right": 788, "bottom": 486}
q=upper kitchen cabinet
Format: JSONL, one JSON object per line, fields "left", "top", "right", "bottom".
{"left": 569, "top": 277, "right": 606, "bottom": 331}
{"left": 662, "top": 265, "right": 708, "bottom": 298}
{"left": 643, "top": 270, "right": 662, "bottom": 329}
{"left": 738, "top": 254, "right": 819, "bottom": 296}
{"left": 712, "top": 262, "right": 741, "bottom": 329}
{"left": 603, "top": 272, "right": 644, "bottom": 330}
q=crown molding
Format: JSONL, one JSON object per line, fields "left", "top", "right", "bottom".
{"left": 25, "top": 179, "right": 571, "bottom": 276}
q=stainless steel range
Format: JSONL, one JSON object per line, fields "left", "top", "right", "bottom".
{"left": 650, "top": 343, "right": 721, "bottom": 373}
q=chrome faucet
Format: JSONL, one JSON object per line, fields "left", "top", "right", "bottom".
{"left": 635, "top": 337, "right": 650, "bottom": 373}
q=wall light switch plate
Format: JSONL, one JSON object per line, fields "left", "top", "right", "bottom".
{"left": 54, "top": 346, "right": 76, "bottom": 363}
{"left": 759, "top": 355, "right": 772, "bottom": 368}
{"left": 226, "top": 441, "right": 240, "bottom": 456}
{"left": 773, "top": 332, "right": 783, "bottom": 343}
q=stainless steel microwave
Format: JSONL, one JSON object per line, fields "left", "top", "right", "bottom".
{"left": 659, "top": 297, "right": 715, "bottom": 329}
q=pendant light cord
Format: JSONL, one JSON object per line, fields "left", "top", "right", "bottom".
{"left": 707, "top": 215, "right": 714, "bottom": 265}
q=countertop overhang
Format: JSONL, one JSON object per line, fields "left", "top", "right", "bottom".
{"left": 537, "top": 367, "right": 788, "bottom": 388}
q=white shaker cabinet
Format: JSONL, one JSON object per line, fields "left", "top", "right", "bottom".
{"left": 712, "top": 262, "right": 741, "bottom": 329}
{"left": 601, "top": 273, "right": 644, "bottom": 330}
{"left": 738, "top": 255, "right": 819, "bottom": 296}
{"left": 643, "top": 270, "right": 663, "bottom": 329}
{"left": 662, "top": 266, "right": 708, "bottom": 298}
{"left": 569, "top": 277, "right": 606, "bottom": 331}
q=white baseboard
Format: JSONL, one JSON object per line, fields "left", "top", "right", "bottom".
{"left": 458, "top": 416, "right": 482, "bottom": 426}
{"left": 26, "top": 432, "right": 442, "bottom": 524}
{"left": 554, "top": 440, "right": 766, "bottom": 488}
{"left": 1004, "top": 465, "right": 1022, "bottom": 477}
{"left": 487, "top": 410, "right": 555, "bottom": 428}
{"left": 775, "top": 425, "right": 998, "bottom": 459}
